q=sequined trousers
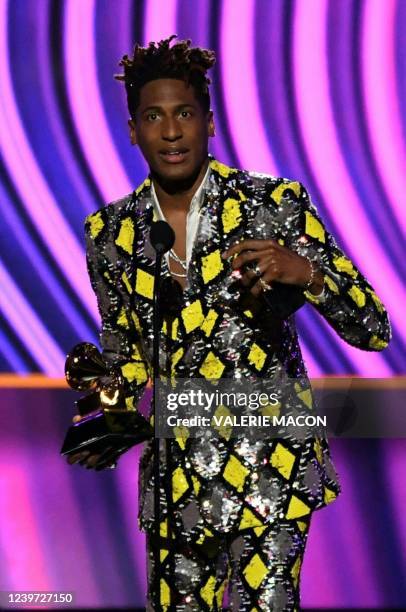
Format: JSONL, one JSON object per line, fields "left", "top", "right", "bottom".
{"left": 145, "top": 512, "right": 312, "bottom": 611}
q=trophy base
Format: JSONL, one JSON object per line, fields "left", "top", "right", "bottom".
{"left": 61, "top": 409, "right": 153, "bottom": 468}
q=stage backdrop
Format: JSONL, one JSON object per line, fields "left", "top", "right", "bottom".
{"left": 0, "top": 0, "right": 405, "bottom": 376}
{"left": 0, "top": 0, "right": 405, "bottom": 610}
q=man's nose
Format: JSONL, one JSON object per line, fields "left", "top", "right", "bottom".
{"left": 161, "top": 117, "right": 182, "bottom": 140}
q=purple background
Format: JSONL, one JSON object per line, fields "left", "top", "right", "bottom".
{"left": 0, "top": 0, "right": 405, "bottom": 609}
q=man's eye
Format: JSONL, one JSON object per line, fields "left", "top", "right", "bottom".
{"left": 147, "top": 113, "right": 159, "bottom": 121}
{"left": 180, "top": 110, "right": 192, "bottom": 118}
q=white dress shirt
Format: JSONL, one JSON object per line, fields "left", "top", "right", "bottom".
{"left": 150, "top": 164, "right": 211, "bottom": 270}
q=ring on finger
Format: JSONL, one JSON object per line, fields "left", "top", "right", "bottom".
{"left": 254, "top": 263, "right": 262, "bottom": 277}
{"left": 259, "top": 277, "right": 272, "bottom": 291}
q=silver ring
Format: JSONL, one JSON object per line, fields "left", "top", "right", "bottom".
{"left": 107, "top": 462, "right": 117, "bottom": 470}
{"left": 259, "top": 277, "right": 272, "bottom": 291}
{"left": 254, "top": 264, "right": 262, "bottom": 277}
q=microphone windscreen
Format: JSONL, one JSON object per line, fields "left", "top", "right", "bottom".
{"left": 150, "top": 221, "right": 175, "bottom": 254}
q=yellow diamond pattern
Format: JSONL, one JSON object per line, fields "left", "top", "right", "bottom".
{"left": 121, "top": 271, "right": 132, "bottom": 294}
{"left": 305, "top": 211, "right": 325, "bottom": 243}
{"left": 135, "top": 178, "right": 150, "bottom": 195}
{"left": 130, "top": 343, "right": 143, "bottom": 361}
{"left": 191, "top": 475, "right": 201, "bottom": 495}
{"left": 87, "top": 211, "right": 104, "bottom": 238}
{"left": 270, "top": 442, "right": 296, "bottom": 480}
{"left": 211, "top": 404, "right": 233, "bottom": 440}
{"left": 296, "top": 520, "right": 308, "bottom": 533}
{"left": 314, "top": 437, "right": 323, "bottom": 464}
{"left": 200, "top": 575, "right": 216, "bottom": 606}
{"left": 248, "top": 343, "right": 267, "bottom": 371}
{"left": 115, "top": 217, "right": 134, "bottom": 254}
{"left": 365, "top": 288, "right": 384, "bottom": 313}
{"left": 368, "top": 334, "right": 388, "bottom": 350}
{"left": 243, "top": 553, "right": 268, "bottom": 589}
{"left": 160, "top": 519, "right": 168, "bottom": 537}
{"left": 167, "top": 317, "right": 179, "bottom": 340}
{"left": 201, "top": 250, "right": 224, "bottom": 284}
{"left": 285, "top": 495, "right": 311, "bottom": 519}
{"left": 125, "top": 397, "right": 135, "bottom": 411}
{"left": 216, "top": 579, "right": 227, "bottom": 608}
{"left": 260, "top": 402, "right": 281, "bottom": 418}
{"left": 323, "top": 486, "right": 337, "bottom": 504}
{"left": 135, "top": 269, "right": 154, "bottom": 299}
{"left": 160, "top": 578, "right": 170, "bottom": 607}
{"left": 348, "top": 285, "right": 366, "bottom": 308}
{"left": 199, "top": 351, "right": 226, "bottom": 379}
{"left": 222, "top": 198, "right": 242, "bottom": 233}
{"left": 333, "top": 255, "right": 358, "bottom": 278}
{"left": 253, "top": 526, "right": 267, "bottom": 537}
{"left": 291, "top": 555, "right": 302, "bottom": 588}
{"left": 210, "top": 159, "right": 238, "bottom": 178}
{"left": 297, "top": 388, "right": 313, "bottom": 409}
{"left": 131, "top": 311, "right": 142, "bottom": 333}
{"left": 270, "top": 181, "right": 301, "bottom": 204}
{"left": 171, "top": 347, "right": 184, "bottom": 377}
{"left": 239, "top": 507, "right": 263, "bottom": 529}
{"left": 181, "top": 300, "right": 204, "bottom": 333}
{"left": 120, "top": 361, "right": 148, "bottom": 384}
{"left": 324, "top": 274, "right": 339, "bottom": 294}
{"left": 223, "top": 455, "right": 249, "bottom": 492}
{"left": 172, "top": 467, "right": 189, "bottom": 502}
{"left": 117, "top": 307, "right": 129, "bottom": 328}
{"left": 201, "top": 309, "right": 218, "bottom": 336}
{"left": 173, "top": 425, "right": 189, "bottom": 450}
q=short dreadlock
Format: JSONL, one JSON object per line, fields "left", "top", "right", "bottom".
{"left": 115, "top": 35, "right": 216, "bottom": 119}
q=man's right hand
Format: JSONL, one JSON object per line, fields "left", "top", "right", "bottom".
{"left": 65, "top": 415, "right": 116, "bottom": 469}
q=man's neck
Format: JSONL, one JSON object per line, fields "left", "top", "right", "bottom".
{"left": 151, "top": 157, "right": 209, "bottom": 213}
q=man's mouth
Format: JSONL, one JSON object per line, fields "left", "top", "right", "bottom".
{"left": 159, "top": 149, "right": 189, "bottom": 164}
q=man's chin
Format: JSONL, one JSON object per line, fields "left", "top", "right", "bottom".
{"left": 151, "top": 158, "right": 207, "bottom": 191}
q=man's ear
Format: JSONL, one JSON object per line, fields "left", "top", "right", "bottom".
{"left": 128, "top": 118, "right": 137, "bottom": 145}
{"left": 208, "top": 111, "right": 215, "bottom": 137}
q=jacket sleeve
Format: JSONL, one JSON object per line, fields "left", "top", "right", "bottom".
{"left": 279, "top": 181, "right": 391, "bottom": 351}
{"left": 84, "top": 210, "right": 150, "bottom": 411}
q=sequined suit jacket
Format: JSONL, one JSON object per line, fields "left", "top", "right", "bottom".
{"left": 84, "top": 158, "right": 391, "bottom": 542}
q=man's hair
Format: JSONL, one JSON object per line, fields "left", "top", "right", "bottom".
{"left": 115, "top": 35, "right": 216, "bottom": 119}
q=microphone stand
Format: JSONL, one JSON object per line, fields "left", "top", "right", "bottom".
{"left": 150, "top": 220, "right": 175, "bottom": 612}
{"left": 152, "top": 249, "right": 163, "bottom": 612}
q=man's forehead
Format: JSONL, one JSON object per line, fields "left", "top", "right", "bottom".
{"left": 138, "top": 78, "right": 198, "bottom": 108}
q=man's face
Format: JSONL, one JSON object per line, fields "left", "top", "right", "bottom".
{"left": 128, "top": 78, "right": 215, "bottom": 185}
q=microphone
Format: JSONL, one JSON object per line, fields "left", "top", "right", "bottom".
{"left": 150, "top": 220, "right": 175, "bottom": 255}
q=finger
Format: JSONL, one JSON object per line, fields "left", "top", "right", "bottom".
{"left": 94, "top": 448, "right": 120, "bottom": 471}
{"left": 67, "top": 454, "right": 80, "bottom": 465}
{"left": 86, "top": 446, "right": 115, "bottom": 469}
{"left": 249, "top": 264, "right": 278, "bottom": 297}
{"left": 72, "top": 415, "right": 83, "bottom": 424}
{"left": 85, "top": 453, "right": 103, "bottom": 468}
{"left": 67, "top": 450, "right": 91, "bottom": 465}
{"left": 222, "top": 239, "right": 278, "bottom": 259}
{"left": 250, "top": 278, "right": 266, "bottom": 298}
{"left": 263, "top": 255, "right": 284, "bottom": 284}
{"left": 230, "top": 249, "right": 271, "bottom": 271}
{"left": 239, "top": 269, "right": 257, "bottom": 287}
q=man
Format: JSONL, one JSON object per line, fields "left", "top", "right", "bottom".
{"left": 68, "top": 36, "right": 391, "bottom": 610}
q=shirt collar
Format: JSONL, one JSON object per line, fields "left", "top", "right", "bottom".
{"left": 150, "top": 162, "right": 211, "bottom": 220}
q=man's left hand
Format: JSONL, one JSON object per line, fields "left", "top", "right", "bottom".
{"left": 222, "top": 239, "right": 321, "bottom": 297}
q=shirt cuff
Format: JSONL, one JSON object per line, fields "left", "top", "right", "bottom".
{"left": 304, "top": 285, "right": 327, "bottom": 304}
